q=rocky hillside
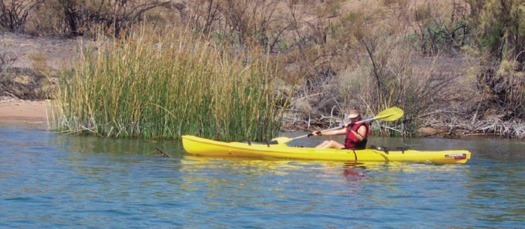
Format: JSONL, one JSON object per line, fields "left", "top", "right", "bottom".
{"left": 0, "top": 32, "right": 80, "bottom": 100}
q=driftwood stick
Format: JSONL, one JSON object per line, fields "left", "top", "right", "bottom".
{"left": 155, "top": 147, "right": 171, "bottom": 158}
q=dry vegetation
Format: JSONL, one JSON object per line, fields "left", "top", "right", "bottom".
{"left": 1, "top": 0, "right": 524, "bottom": 139}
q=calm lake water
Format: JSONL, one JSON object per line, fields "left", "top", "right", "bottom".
{"left": 1, "top": 123, "right": 524, "bottom": 228}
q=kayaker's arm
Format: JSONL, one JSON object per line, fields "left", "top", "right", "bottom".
{"left": 312, "top": 127, "right": 347, "bottom": 136}
{"left": 312, "top": 123, "right": 366, "bottom": 140}
{"left": 351, "top": 125, "right": 367, "bottom": 141}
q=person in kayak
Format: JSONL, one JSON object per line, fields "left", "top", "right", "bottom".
{"left": 311, "top": 109, "right": 370, "bottom": 149}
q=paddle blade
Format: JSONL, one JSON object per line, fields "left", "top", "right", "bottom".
{"left": 270, "top": 137, "right": 292, "bottom": 144}
{"left": 375, "top": 107, "right": 404, "bottom": 121}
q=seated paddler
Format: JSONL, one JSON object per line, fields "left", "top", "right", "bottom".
{"left": 311, "top": 109, "right": 370, "bottom": 150}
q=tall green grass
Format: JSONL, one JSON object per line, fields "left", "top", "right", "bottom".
{"left": 53, "top": 31, "right": 286, "bottom": 142}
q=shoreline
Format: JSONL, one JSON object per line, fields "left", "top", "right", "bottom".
{"left": 0, "top": 98, "right": 51, "bottom": 126}
{"left": 0, "top": 98, "right": 522, "bottom": 139}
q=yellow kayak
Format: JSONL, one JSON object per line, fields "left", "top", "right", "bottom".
{"left": 182, "top": 135, "right": 472, "bottom": 164}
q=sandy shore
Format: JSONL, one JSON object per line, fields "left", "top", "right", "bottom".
{"left": 0, "top": 98, "right": 51, "bottom": 124}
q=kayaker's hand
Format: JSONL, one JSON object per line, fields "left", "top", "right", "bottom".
{"left": 312, "top": 130, "right": 322, "bottom": 136}
{"left": 307, "top": 131, "right": 317, "bottom": 138}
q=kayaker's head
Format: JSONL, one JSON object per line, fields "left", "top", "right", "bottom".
{"left": 347, "top": 109, "right": 362, "bottom": 122}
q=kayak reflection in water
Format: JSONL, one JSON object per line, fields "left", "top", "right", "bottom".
{"left": 311, "top": 109, "right": 370, "bottom": 150}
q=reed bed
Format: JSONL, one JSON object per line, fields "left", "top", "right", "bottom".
{"left": 53, "top": 31, "right": 285, "bottom": 142}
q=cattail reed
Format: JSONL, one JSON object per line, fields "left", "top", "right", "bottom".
{"left": 53, "top": 31, "right": 285, "bottom": 142}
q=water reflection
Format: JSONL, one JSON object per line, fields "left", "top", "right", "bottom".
{"left": 54, "top": 134, "right": 184, "bottom": 156}
{"left": 465, "top": 159, "right": 525, "bottom": 224}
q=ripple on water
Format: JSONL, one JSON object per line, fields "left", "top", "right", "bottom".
{"left": 1, "top": 126, "right": 524, "bottom": 227}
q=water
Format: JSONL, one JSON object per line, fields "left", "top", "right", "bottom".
{"left": 1, "top": 123, "right": 524, "bottom": 228}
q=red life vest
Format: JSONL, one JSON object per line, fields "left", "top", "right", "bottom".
{"left": 344, "top": 122, "right": 370, "bottom": 149}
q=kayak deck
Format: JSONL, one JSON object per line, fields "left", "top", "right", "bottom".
{"left": 181, "top": 135, "right": 472, "bottom": 164}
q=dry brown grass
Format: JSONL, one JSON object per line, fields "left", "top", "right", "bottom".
{"left": 3, "top": 0, "right": 523, "bottom": 138}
